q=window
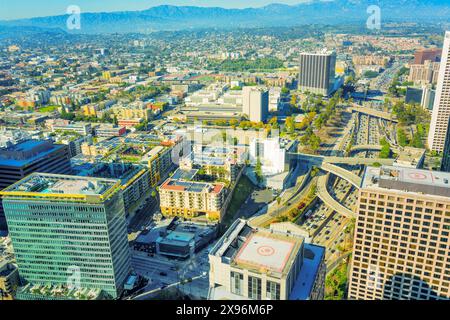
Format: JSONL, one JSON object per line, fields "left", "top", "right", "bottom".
{"left": 248, "top": 276, "right": 262, "bottom": 300}
{"left": 230, "top": 272, "right": 243, "bottom": 295}
{"left": 266, "top": 281, "right": 280, "bottom": 300}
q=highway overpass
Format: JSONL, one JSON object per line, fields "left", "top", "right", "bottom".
{"left": 288, "top": 152, "right": 395, "bottom": 167}
{"left": 320, "top": 162, "right": 362, "bottom": 189}
{"left": 350, "top": 105, "right": 398, "bottom": 123}
{"left": 317, "top": 174, "right": 356, "bottom": 219}
{"left": 350, "top": 144, "right": 382, "bottom": 154}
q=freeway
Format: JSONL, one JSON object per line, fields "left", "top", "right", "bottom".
{"left": 349, "top": 104, "right": 398, "bottom": 123}
{"left": 249, "top": 176, "right": 317, "bottom": 228}
{"left": 316, "top": 174, "right": 356, "bottom": 219}
{"left": 289, "top": 152, "right": 395, "bottom": 166}
{"left": 350, "top": 144, "right": 382, "bottom": 153}
{"left": 320, "top": 162, "right": 362, "bottom": 189}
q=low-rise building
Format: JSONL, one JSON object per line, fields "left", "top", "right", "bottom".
{"left": 208, "top": 219, "right": 326, "bottom": 300}
{"left": 95, "top": 124, "right": 127, "bottom": 138}
{"left": 393, "top": 146, "right": 426, "bottom": 169}
{"left": 51, "top": 122, "right": 92, "bottom": 136}
{"left": 155, "top": 220, "right": 218, "bottom": 259}
{"left": 0, "top": 261, "right": 20, "bottom": 300}
{"left": 159, "top": 175, "right": 226, "bottom": 222}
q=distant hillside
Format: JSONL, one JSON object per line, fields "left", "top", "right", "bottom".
{"left": 1, "top": 1, "right": 449, "bottom": 34}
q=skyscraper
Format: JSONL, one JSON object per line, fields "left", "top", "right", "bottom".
{"left": 298, "top": 51, "right": 337, "bottom": 96}
{"left": 0, "top": 173, "right": 132, "bottom": 299}
{"left": 349, "top": 166, "right": 450, "bottom": 300}
{"left": 242, "top": 87, "right": 269, "bottom": 123}
{"left": 441, "top": 117, "right": 450, "bottom": 172}
{"left": 428, "top": 31, "right": 450, "bottom": 153}
{"left": 0, "top": 140, "right": 72, "bottom": 231}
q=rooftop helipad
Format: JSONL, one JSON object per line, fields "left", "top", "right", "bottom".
{"left": 234, "top": 233, "right": 296, "bottom": 273}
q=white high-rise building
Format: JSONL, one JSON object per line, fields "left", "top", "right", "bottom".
{"left": 428, "top": 31, "right": 450, "bottom": 153}
{"left": 242, "top": 87, "right": 269, "bottom": 123}
{"left": 249, "top": 138, "right": 286, "bottom": 175}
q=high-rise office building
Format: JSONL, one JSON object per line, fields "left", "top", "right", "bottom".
{"left": 0, "top": 173, "right": 132, "bottom": 299}
{"left": 0, "top": 140, "right": 72, "bottom": 231}
{"left": 349, "top": 166, "right": 450, "bottom": 300}
{"left": 428, "top": 31, "right": 450, "bottom": 153}
{"left": 298, "top": 51, "right": 337, "bottom": 96}
{"left": 441, "top": 118, "right": 450, "bottom": 172}
{"left": 242, "top": 87, "right": 269, "bottom": 123}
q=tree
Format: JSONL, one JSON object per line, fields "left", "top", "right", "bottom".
{"left": 380, "top": 138, "right": 391, "bottom": 159}
{"left": 309, "top": 134, "right": 322, "bottom": 152}
{"left": 397, "top": 128, "right": 409, "bottom": 147}
{"left": 269, "top": 117, "right": 278, "bottom": 129}
{"left": 290, "top": 94, "right": 298, "bottom": 107}
{"left": 255, "top": 158, "right": 263, "bottom": 183}
{"left": 285, "top": 116, "right": 295, "bottom": 134}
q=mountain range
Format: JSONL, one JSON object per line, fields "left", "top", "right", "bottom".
{"left": 1, "top": 0, "right": 450, "bottom": 34}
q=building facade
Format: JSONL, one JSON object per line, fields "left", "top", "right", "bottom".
{"left": 1, "top": 173, "right": 132, "bottom": 299}
{"left": 428, "top": 31, "right": 450, "bottom": 153}
{"left": 159, "top": 178, "right": 226, "bottom": 222}
{"left": 242, "top": 87, "right": 269, "bottom": 123}
{"left": 298, "top": 51, "right": 337, "bottom": 96}
{"left": 441, "top": 117, "right": 450, "bottom": 172}
{"left": 408, "top": 61, "right": 440, "bottom": 85}
{"left": 349, "top": 166, "right": 450, "bottom": 300}
{"left": 0, "top": 140, "right": 72, "bottom": 231}
{"left": 414, "top": 48, "right": 442, "bottom": 65}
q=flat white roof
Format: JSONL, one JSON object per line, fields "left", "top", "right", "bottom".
{"left": 234, "top": 234, "right": 295, "bottom": 273}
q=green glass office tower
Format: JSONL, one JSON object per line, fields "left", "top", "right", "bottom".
{"left": 0, "top": 173, "right": 131, "bottom": 299}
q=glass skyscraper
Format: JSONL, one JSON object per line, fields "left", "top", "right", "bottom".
{"left": 0, "top": 173, "right": 132, "bottom": 299}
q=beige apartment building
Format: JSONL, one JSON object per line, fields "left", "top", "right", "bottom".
{"left": 242, "top": 87, "right": 269, "bottom": 123}
{"left": 349, "top": 166, "right": 450, "bottom": 300}
{"left": 352, "top": 55, "right": 390, "bottom": 67}
{"left": 159, "top": 177, "right": 226, "bottom": 222}
{"left": 408, "top": 60, "right": 440, "bottom": 85}
{"left": 111, "top": 104, "right": 152, "bottom": 122}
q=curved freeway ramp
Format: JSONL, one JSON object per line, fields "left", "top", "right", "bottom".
{"left": 317, "top": 174, "right": 356, "bottom": 219}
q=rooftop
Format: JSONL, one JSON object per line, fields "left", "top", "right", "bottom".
{"left": 0, "top": 173, "right": 121, "bottom": 202}
{"left": 362, "top": 166, "right": 450, "bottom": 198}
{"left": 16, "top": 283, "right": 103, "bottom": 300}
{"left": 234, "top": 233, "right": 296, "bottom": 273}
{"left": 211, "top": 219, "right": 303, "bottom": 277}
{"left": 161, "top": 178, "right": 224, "bottom": 194}
{"left": 0, "top": 139, "right": 65, "bottom": 168}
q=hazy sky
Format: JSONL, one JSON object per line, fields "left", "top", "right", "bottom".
{"left": 0, "top": 0, "right": 313, "bottom": 20}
